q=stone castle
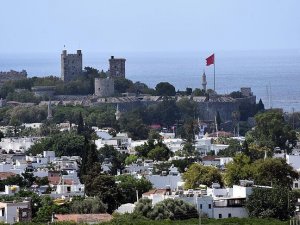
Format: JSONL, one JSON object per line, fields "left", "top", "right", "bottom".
{"left": 61, "top": 50, "right": 82, "bottom": 82}
{"left": 94, "top": 55, "right": 126, "bottom": 97}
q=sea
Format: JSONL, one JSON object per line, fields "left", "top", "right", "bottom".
{"left": 0, "top": 49, "right": 299, "bottom": 112}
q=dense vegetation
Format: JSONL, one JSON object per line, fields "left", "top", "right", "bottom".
{"left": 4, "top": 217, "right": 292, "bottom": 225}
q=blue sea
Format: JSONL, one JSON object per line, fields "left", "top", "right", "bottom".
{"left": 0, "top": 50, "right": 299, "bottom": 112}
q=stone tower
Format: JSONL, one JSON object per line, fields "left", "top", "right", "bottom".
{"left": 61, "top": 50, "right": 83, "bottom": 82}
{"left": 109, "top": 56, "right": 126, "bottom": 78}
{"left": 94, "top": 77, "right": 115, "bottom": 97}
{"left": 202, "top": 71, "right": 207, "bottom": 92}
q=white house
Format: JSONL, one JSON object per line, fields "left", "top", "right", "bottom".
{"left": 0, "top": 137, "right": 40, "bottom": 153}
{"left": 0, "top": 201, "right": 31, "bottom": 224}
{"left": 0, "top": 185, "right": 20, "bottom": 196}
{"left": 145, "top": 174, "right": 182, "bottom": 190}
{"left": 142, "top": 181, "right": 265, "bottom": 219}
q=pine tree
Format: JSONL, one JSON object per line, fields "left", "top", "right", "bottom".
{"left": 257, "top": 98, "right": 265, "bottom": 112}
{"left": 77, "top": 111, "right": 84, "bottom": 135}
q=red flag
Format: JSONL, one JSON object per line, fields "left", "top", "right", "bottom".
{"left": 206, "top": 54, "right": 214, "bottom": 66}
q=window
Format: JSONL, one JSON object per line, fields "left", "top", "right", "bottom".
{"left": 208, "top": 204, "right": 211, "bottom": 209}
{"left": 1, "top": 208, "right": 4, "bottom": 217}
{"left": 219, "top": 214, "right": 222, "bottom": 219}
{"left": 228, "top": 213, "right": 231, "bottom": 218}
{"left": 295, "top": 183, "right": 299, "bottom": 188}
{"left": 200, "top": 204, "right": 202, "bottom": 209}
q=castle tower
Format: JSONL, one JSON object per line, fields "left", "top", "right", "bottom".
{"left": 61, "top": 50, "right": 83, "bottom": 82}
{"left": 202, "top": 71, "right": 207, "bottom": 92}
{"left": 94, "top": 77, "right": 115, "bottom": 97}
{"left": 115, "top": 104, "right": 121, "bottom": 120}
{"left": 47, "top": 100, "right": 53, "bottom": 120}
{"left": 109, "top": 56, "right": 126, "bottom": 78}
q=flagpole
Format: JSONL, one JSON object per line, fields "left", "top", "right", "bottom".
{"left": 214, "top": 54, "right": 216, "bottom": 91}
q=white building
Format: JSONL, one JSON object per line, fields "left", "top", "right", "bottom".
{"left": 145, "top": 174, "right": 182, "bottom": 190}
{"left": 95, "top": 132, "right": 132, "bottom": 154}
{"left": 142, "top": 181, "right": 263, "bottom": 219}
{"left": 0, "top": 185, "right": 20, "bottom": 196}
{"left": 0, "top": 137, "right": 40, "bottom": 153}
{"left": 0, "top": 201, "right": 31, "bottom": 224}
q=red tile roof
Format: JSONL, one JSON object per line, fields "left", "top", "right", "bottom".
{"left": 0, "top": 172, "right": 16, "bottom": 180}
{"left": 54, "top": 214, "right": 112, "bottom": 223}
{"left": 48, "top": 177, "right": 60, "bottom": 185}
{"left": 143, "top": 189, "right": 168, "bottom": 196}
{"left": 202, "top": 156, "right": 219, "bottom": 161}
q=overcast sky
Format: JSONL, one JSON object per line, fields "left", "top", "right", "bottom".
{"left": 0, "top": 0, "right": 299, "bottom": 54}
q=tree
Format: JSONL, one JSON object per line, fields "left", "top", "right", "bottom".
{"left": 182, "top": 163, "right": 223, "bottom": 189}
{"left": 171, "top": 158, "right": 196, "bottom": 173}
{"left": 79, "top": 142, "right": 101, "bottom": 180}
{"left": 134, "top": 198, "right": 198, "bottom": 220}
{"left": 192, "top": 88, "right": 206, "bottom": 96}
{"left": 114, "top": 77, "right": 134, "bottom": 94}
{"left": 178, "top": 119, "right": 199, "bottom": 142}
{"left": 34, "top": 195, "right": 69, "bottom": 222}
{"left": 246, "top": 186, "right": 296, "bottom": 220}
{"left": 77, "top": 111, "right": 84, "bottom": 135}
{"left": 84, "top": 174, "right": 123, "bottom": 213}
{"left": 118, "top": 110, "right": 149, "bottom": 140}
{"left": 125, "top": 155, "right": 138, "bottom": 165}
{"left": 217, "top": 138, "right": 241, "bottom": 157}
{"left": 252, "top": 158, "right": 299, "bottom": 188}
{"left": 135, "top": 140, "right": 155, "bottom": 158}
{"left": 70, "top": 197, "right": 107, "bottom": 214}
{"left": 28, "top": 132, "right": 85, "bottom": 157}
{"left": 133, "top": 198, "right": 152, "bottom": 218}
{"left": 155, "top": 82, "right": 176, "bottom": 96}
{"left": 98, "top": 145, "right": 127, "bottom": 175}
{"left": 247, "top": 110, "right": 297, "bottom": 151}
{"left": 257, "top": 98, "right": 265, "bottom": 112}
{"left": 116, "top": 174, "right": 152, "bottom": 204}
{"left": 181, "top": 142, "right": 196, "bottom": 156}
{"left": 147, "top": 145, "right": 172, "bottom": 161}
{"left": 224, "top": 153, "right": 253, "bottom": 186}
{"left": 186, "top": 87, "right": 192, "bottom": 95}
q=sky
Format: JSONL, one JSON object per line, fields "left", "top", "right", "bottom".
{"left": 0, "top": 0, "right": 299, "bottom": 54}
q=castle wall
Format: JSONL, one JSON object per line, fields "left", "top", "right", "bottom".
{"left": 61, "top": 50, "right": 82, "bottom": 82}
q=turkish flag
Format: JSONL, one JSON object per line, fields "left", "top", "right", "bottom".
{"left": 206, "top": 54, "right": 214, "bottom": 66}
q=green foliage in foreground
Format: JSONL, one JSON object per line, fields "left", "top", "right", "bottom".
{"left": 10, "top": 216, "right": 290, "bottom": 225}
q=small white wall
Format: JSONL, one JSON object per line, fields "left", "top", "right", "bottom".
{"left": 145, "top": 175, "right": 182, "bottom": 190}
{"left": 213, "top": 207, "right": 248, "bottom": 219}
{"left": 286, "top": 155, "right": 300, "bottom": 171}
{"left": 0, "top": 164, "right": 12, "bottom": 172}
{"left": 232, "top": 185, "right": 252, "bottom": 198}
